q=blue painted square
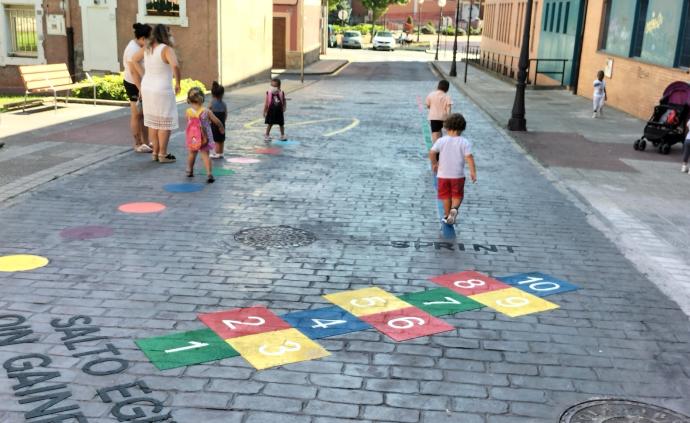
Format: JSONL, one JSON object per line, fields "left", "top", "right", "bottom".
{"left": 281, "top": 306, "right": 371, "bottom": 339}
{"left": 498, "top": 272, "right": 579, "bottom": 297}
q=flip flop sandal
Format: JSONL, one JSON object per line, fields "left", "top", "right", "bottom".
{"left": 152, "top": 153, "right": 159, "bottom": 162}
{"left": 158, "top": 154, "right": 176, "bottom": 163}
{"left": 186, "top": 169, "right": 194, "bottom": 177}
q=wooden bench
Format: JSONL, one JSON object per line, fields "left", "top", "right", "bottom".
{"left": 18, "top": 63, "right": 96, "bottom": 111}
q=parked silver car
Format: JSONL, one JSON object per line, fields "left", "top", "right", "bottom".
{"left": 342, "top": 31, "right": 363, "bottom": 49}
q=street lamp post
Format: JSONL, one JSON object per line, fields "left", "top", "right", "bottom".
{"left": 434, "top": 0, "right": 446, "bottom": 61}
{"left": 417, "top": 0, "right": 424, "bottom": 43}
{"left": 508, "top": 0, "right": 533, "bottom": 131}
{"left": 449, "top": 0, "right": 461, "bottom": 76}
{"left": 464, "top": 0, "right": 473, "bottom": 83}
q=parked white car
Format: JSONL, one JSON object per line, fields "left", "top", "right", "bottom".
{"left": 372, "top": 31, "right": 396, "bottom": 51}
{"left": 342, "top": 31, "right": 363, "bottom": 49}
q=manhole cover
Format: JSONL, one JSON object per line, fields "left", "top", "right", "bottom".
{"left": 560, "top": 400, "right": 690, "bottom": 423}
{"left": 234, "top": 226, "right": 316, "bottom": 249}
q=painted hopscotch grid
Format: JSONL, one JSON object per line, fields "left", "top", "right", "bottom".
{"left": 133, "top": 271, "right": 578, "bottom": 371}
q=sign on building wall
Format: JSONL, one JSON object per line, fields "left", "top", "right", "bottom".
{"left": 46, "top": 14, "right": 66, "bottom": 36}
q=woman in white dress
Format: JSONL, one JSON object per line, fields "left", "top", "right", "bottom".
{"left": 122, "top": 23, "right": 151, "bottom": 153}
{"left": 129, "top": 24, "right": 181, "bottom": 163}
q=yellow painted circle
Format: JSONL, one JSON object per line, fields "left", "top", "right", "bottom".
{"left": 0, "top": 255, "right": 50, "bottom": 272}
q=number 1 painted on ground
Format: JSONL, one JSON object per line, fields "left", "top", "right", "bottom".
{"left": 164, "top": 341, "right": 209, "bottom": 354}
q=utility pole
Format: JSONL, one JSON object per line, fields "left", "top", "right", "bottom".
{"left": 449, "top": 0, "right": 461, "bottom": 76}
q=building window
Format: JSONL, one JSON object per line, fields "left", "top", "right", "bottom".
{"left": 4, "top": 5, "right": 36, "bottom": 57}
{"left": 679, "top": 4, "right": 690, "bottom": 67}
{"left": 602, "top": 0, "right": 637, "bottom": 57}
{"left": 556, "top": 2, "right": 562, "bottom": 33}
{"left": 544, "top": 3, "right": 549, "bottom": 31}
{"left": 639, "top": 0, "right": 684, "bottom": 67}
{"left": 563, "top": 1, "right": 569, "bottom": 34}
{"left": 630, "top": 0, "right": 648, "bottom": 57}
{"left": 549, "top": 2, "right": 556, "bottom": 31}
{"left": 137, "top": 0, "right": 188, "bottom": 27}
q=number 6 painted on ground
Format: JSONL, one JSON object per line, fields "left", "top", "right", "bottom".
{"left": 258, "top": 341, "right": 301, "bottom": 356}
{"left": 387, "top": 316, "right": 425, "bottom": 329}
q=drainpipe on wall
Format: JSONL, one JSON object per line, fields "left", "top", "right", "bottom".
{"left": 571, "top": 0, "right": 588, "bottom": 95}
{"left": 217, "top": 0, "right": 223, "bottom": 85}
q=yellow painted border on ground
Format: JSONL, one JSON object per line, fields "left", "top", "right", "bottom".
{"left": 324, "top": 287, "right": 411, "bottom": 317}
{"left": 470, "top": 287, "right": 559, "bottom": 317}
{"left": 0, "top": 254, "right": 49, "bottom": 272}
{"left": 228, "top": 328, "right": 330, "bottom": 370}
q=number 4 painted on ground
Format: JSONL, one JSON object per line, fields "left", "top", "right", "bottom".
{"left": 311, "top": 319, "right": 347, "bottom": 329}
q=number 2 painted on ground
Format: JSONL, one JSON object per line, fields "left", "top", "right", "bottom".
{"left": 388, "top": 316, "right": 425, "bottom": 329}
{"left": 496, "top": 297, "right": 530, "bottom": 308}
{"left": 454, "top": 279, "right": 485, "bottom": 289}
{"left": 423, "top": 296, "right": 461, "bottom": 306}
{"left": 350, "top": 296, "right": 386, "bottom": 308}
{"left": 164, "top": 341, "right": 209, "bottom": 354}
{"left": 259, "top": 341, "right": 301, "bottom": 356}
{"left": 222, "top": 316, "right": 266, "bottom": 330}
{"left": 516, "top": 276, "right": 560, "bottom": 292}
{"left": 311, "top": 319, "right": 347, "bottom": 329}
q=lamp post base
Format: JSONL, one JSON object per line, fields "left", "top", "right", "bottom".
{"left": 507, "top": 117, "right": 527, "bottom": 132}
{"left": 449, "top": 63, "right": 457, "bottom": 77}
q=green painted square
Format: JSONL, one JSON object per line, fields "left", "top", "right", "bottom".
{"left": 198, "top": 167, "right": 236, "bottom": 177}
{"left": 135, "top": 329, "right": 238, "bottom": 370}
{"left": 400, "top": 288, "right": 483, "bottom": 316}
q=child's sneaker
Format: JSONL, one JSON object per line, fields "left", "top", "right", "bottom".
{"left": 592, "top": 112, "right": 597, "bottom": 118}
{"left": 264, "top": 135, "right": 271, "bottom": 142}
{"left": 210, "top": 152, "right": 223, "bottom": 159}
{"left": 682, "top": 164, "right": 689, "bottom": 173}
{"left": 447, "top": 208, "right": 458, "bottom": 225}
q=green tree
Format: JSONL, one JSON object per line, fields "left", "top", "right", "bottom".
{"left": 328, "top": 0, "right": 348, "bottom": 11}
{"left": 361, "top": 0, "right": 408, "bottom": 35}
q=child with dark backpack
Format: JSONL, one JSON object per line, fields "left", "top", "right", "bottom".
{"left": 209, "top": 81, "right": 227, "bottom": 159}
{"left": 185, "top": 87, "right": 224, "bottom": 183}
{"left": 264, "top": 78, "right": 287, "bottom": 142}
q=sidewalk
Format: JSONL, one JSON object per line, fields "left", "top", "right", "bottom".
{"left": 0, "top": 79, "right": 314, "bottom": 203}
{"left": 273, "top": 59, "right": 349, "bottom": 76}
{"left": 433, "top": 60, "right": 690, "bottom": 316}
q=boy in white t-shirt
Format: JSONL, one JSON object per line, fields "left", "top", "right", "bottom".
{"left": 593, "top": 70, "right": 607, "bottom": 118}
{"left": 426, "top": 80, "right": 453, "bottom": 142}
{"left": 429, "top": 113, "right": 477, "bottom": 225}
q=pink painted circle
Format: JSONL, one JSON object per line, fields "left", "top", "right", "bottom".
{"left": 118, "top": 202, "right": 166, "bottom": 214}
{"left": 227, "top": 157, "right": 261, "bottom": 164}
{"left": 60, "top": 225, "right": 114, "bottom": 240}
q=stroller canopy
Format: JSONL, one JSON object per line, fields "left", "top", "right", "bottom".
{"left": 661, "top": 81, "right": 690, "bottom": 106}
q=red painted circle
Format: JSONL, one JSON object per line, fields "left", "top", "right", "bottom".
{"left": 118, "top": 202, "right": 167, "bottom": 214}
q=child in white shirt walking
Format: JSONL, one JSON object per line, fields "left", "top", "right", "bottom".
{"left": 429, "top": 113, "right": 477, "bottom": 225}
{"left": 593, "top": 70, "right": 607, "bottom": 118}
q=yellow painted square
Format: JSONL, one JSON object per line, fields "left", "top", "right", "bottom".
{"left": 470, "top": 287, "right": 559, "bottom": 317}
{"left": 323, "top": 287, "right": 412, "bottom": 317}
{"left": 227, "top": 328, "right": 330, "bottom": 370}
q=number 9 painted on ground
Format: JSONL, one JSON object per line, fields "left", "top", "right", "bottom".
{"left": 496, "top": 297, "right": 530, "bottom": 308}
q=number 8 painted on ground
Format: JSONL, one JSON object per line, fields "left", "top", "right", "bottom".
{"left": 258, "top": 341, "right": 301, "bottom": 356}
{"left": 454, "top": 279, "right": 485, "bottom": 289}
{"left": 388, "top": 316, "right": 425, "bottom": 329}
{"left": 496, "top": 297, "right": 530, "bottom": 307}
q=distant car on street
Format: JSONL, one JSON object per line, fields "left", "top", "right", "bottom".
{"left": 372, "top": 31, "right": 396, "bottom": 51}
{"left": 342, "top": 31, "right": 363, "bottom": 49}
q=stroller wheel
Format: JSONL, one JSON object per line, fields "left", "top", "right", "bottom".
{"left": 634, "top": 139, "right": 640, "bottom": 150}
{"left": 660, "top": 144, "right": 671, "bottom": 154}
{"left": 639, "top": 139, "right": 647, "bottom": 151}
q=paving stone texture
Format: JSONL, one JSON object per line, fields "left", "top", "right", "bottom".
{"left": 0, "top": 61, "right": 689, "bottom": 422}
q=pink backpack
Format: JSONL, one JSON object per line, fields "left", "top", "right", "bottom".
{"left": 186, "top": 114, "right": 203, "bottom": 151}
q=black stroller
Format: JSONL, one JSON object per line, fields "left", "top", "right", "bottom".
{"left": 634, "top": 81, "right": 690, "bottom": 154}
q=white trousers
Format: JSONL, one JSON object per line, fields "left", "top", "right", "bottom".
{"left": 593, "top": 96, "right": 605, "bottom": 113}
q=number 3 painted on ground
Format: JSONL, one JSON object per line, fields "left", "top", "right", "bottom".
{"left": 259, "top": 341, "right": 301, "bottom": 356}
{"left": 454, "top": 279, "right": 485, "bottom": 289}
{"left": 496, "top": 297, "right": 530, "bottom": 307}
{"left": 350, "top": 296, "right": 386, "bottom": 308}
{"left": 387, "top": 316, "right": 425, "bottom": 329}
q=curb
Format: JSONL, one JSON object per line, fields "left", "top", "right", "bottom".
{"left": 273, "top": 60, "right": 350, "bottom": 76}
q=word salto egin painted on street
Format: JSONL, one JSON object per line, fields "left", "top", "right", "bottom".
{"left": 134, "top": 271, "right": 578, "bottom": 371}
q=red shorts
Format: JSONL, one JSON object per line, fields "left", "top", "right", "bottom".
{"left": 437, "top": 177, "right": 465, "bottom": 200}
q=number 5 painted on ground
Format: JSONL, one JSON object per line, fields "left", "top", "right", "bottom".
{"left": 259, "top": 341, "right": 301, "bottom": 356}
{"left": 350, "top": 296, "right": 386, "bottom": 308}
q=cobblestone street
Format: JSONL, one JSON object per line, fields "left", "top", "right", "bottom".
{"left": 1, "top": 59, "right": 689, "bottom": 423}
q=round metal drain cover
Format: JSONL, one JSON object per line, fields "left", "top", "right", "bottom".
{"left": 560, "top": 400, "right": 690, "bottom": 423}
{"left": 234, "top": 226, "right": 316, "bottom": 249}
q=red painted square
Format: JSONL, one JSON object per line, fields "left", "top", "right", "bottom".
{"left": 429, "top": 271, "right": 510, "bottom": 296}
{"left": 198, "top": 306, "right": 291, "bottom": 340}
{"left": 360, "top": 307, "right": 455, "bottom": 342}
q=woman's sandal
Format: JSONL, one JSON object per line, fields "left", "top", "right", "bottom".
{"left": 158, "top": 153, "right": 176, "bottom": 163}
{"left": 186, "top": 169, "right": 194, "bottom": 178}
{"left": 207, "top": 175, "right": 215, "bottom": 184}
{"left": 152, "top": 153, "right": 159, "bottom": 162}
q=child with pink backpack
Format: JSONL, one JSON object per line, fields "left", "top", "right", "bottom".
{"left": 185, "top": 87, "right": 224, "bottom": 183}
{"left": 263, "top": 78, "right": 287, "bottom": 142}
